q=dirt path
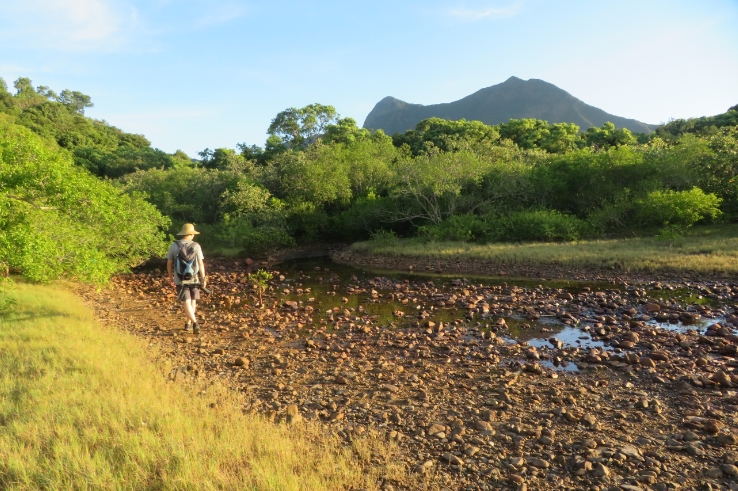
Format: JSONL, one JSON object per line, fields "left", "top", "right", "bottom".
{"left": 77, "top": 258, "right": 738, "bottom": 491}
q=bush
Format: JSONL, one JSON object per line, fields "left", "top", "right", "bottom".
{"left": 635, "top": 187, "right": 722, "bottom": 229}
{"left": 418, "top": 214, "right": 489, "bottom": 242}
{"left": 489, "top": 210, "right": 590, "bottom": 242}
{"left": 368, "top": 229, "right": 399, "bottom": 246}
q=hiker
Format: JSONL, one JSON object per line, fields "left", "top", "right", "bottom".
{"left": 166, "top": 223, "right": 207, "bottom": 333}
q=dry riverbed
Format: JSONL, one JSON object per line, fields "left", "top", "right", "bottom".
{"left": 78, "top": 257, "right": 738, "bottom": 491}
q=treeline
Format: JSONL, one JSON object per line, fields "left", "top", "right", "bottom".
{"left": 115, "top": 100, "right": 737, "bottom": 252}
{"left": 2, "top": 76, "right": 737, "bottom": 283}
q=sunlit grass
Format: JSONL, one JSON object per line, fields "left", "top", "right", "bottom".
{"left": 351, "top": 224, "right": 738, "bottom": 275}
{"left": 0, "top": 282, "right": 405, "bottom": 490}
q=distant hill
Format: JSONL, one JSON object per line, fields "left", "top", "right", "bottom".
{"left": 363, "top": 76, "right": 657, "bottom": 135}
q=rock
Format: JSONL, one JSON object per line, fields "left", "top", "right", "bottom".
{"left": 686, "top": 444, "right": 705, "bottom": 457}
{"left": 473, "top": 420, "right": 493, "bottom": 432}
{"left": 718, "top": 433, "right": 738, "bottom": 445}
{"left": 581, "top": 413, "right": 597, "bottom": 426}
{"left": 646, "top": 303, "right": 661, "bottom": 313}
{"left": 722, "top": 464, "right": 738, "bottom": 477}
{"left": 712, "top": 371, "right": 734, "bottom": 387}
{"left": 509, "top": 456, "right": 526, "bottom": 467}
{"left": 593, "top": 463, "right": 610, "bottom": 477}
{"left": 428, "top": 423, "right": 446, "bottom": 435}
{"left": 707, "top": 467, "right": 725, "bottom": 478}
{"left": 639, "top": 357, "right": 657, "bottom": 368}
{"left": 618, "top": 445, "right": 643, "bottom": 460}
{"left": 442, "top": 453, "right": 463, "bottom": 465}
{"left": 234, "top": 357, "right": 249, "bottom": 367}
{"left": 705, "top": 420, "right": 723, "bottom": 434}
{"left": 623, "top": 332, "right": 640, "bottom": 343}
{"left": 529, "top": 457, "right": 549, "bottom": 468}
{"left": 464, "top": 446, "right": 480, "bottom": 456}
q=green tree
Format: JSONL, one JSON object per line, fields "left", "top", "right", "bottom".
{"left": 584, "top": 122, "right": 636, "bottom": 149}
{"left": 393, "top": 118, "right": 500, "bottom": 155}
{"left": 267, "top": 104, "right": 338, "bottom": 148}
{"left": 58, "top": 89, "right": 94, "bottom": 115}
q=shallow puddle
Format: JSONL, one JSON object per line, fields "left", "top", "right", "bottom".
{"left": 250, "top": 255, "right": 733, "bottom": 362}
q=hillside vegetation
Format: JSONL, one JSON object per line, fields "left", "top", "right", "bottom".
{"left": 0, "top": 282, "right": 403, "bottom": 490}
{"left": 1, "top": 75, "right": 737, "bottom": 283}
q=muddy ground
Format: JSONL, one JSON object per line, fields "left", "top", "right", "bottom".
{"left": 77, "top": 255, "right": 738, "bottom": 491}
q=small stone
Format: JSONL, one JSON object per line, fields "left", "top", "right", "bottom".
{"left": 442, "top": 453, "right": 463, "bottom": 465}
{"left": 529, "top": 457, "right": 549, "bottom": 468}
{"left": 686, "top": 444, "right": 705, "bottom": 457}
{"left": 234, "top": 357, "right": 249, "bottom": 367}
{"left": 428, "top": 423, "right": 446, "bottom": 435}
{"left": 722, "top": 464, "right": 738, "bottom": 477}
{"left": 581, "top": 413, "right": 597, "bottom": 426}
{"left": 473, "top": 420, "right": 493, "bottom": 432}
{"left": 509, "top": 456, "right": 526, "bottom": 467}
{"left": 705, "top": 420, "right": 723, "bottom": 434}
{"left": 593, "top": 463, "right": 610, "bottom": 477}
{"left": 718, "top": 433, "right": 738, "bottom": 445}
{"left": 639, "top": 357, "right": 657, "bottom": 368}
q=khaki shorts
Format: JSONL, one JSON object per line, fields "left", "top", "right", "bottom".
{"left": 177, "top": 284, "right": 200, "bottom": 301}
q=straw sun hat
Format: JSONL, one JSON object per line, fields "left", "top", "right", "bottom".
{"left": 176, "top": 223, "right": 200, "bottom": 236}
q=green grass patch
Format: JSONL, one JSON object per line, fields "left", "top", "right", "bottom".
{"left": 351, "top": 224, "right": 738, "bottom": 275}
{"left": 0, "top": 282, "right": 403, "bottom": 490}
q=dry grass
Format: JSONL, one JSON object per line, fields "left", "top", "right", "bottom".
{"left": 351, "top": 224, "right": 738, "bottom": 275}
{"left": 0, "top": 282, "right": 407, "bottom": 490}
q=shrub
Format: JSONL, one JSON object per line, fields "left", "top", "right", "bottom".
{"left": 489, "top": 210, "right": 590, "bottom": 242}
{"left": 368, "top": 229, "right": 399, "bottom": 246}
{"left": 418, "top": 214, "right": 489, "bottom": 242}
{"left": 635, "top": 187, "right": 722, "bottom": 229}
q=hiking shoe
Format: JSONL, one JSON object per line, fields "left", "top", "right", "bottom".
{"left": 184, "top": 321, "right": 193, "bottom": 333}
{"left": 193, "top": 323, "right": 200, "bottom": 334}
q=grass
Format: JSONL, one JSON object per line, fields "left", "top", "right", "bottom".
{"left": 351, "top": 224, "right": 738, "bottom": 275}
{"left": 0, "top": 282, "right": 405, "bottom": 490}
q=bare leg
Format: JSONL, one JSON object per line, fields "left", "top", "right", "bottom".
{"left": 183, "top": 299, "right": 197, "bottom": 324}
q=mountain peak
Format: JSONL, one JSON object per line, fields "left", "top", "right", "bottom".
{"left": 363, "top": 78, "right": 655, "bottom": 134}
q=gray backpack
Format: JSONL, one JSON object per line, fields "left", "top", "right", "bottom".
{"left": 175, "top": 241, "right": 200, "bottom": 284}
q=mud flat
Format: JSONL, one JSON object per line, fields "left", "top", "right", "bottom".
{"left": 80, "top": 257, "right": 738, "bottom": 491}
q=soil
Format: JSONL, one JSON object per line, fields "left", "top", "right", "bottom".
{"left": 76, "top": 255, "right": 738, "bottom": 491}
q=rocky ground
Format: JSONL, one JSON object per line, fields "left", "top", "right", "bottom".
{"left": 77, "top": 256, "right": 738, "bottom": 491}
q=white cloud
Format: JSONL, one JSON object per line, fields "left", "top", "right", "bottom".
{"left": 448, "top": 1, "right": 523, "bottom": 20}
{"left": 193, "top": 1, "right": 248, "bottom": 28}
{"left": 0, "top": 0, "right": 138, "bottom": 51}
{"left": 0, "top": 0, "right": 249, "bottom": 52}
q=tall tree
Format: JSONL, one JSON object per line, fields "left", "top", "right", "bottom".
{"left": 267, "top": 103, "right": 338, "bottom": 148}
{"left": 58, "top": 89, "right": 94, "bottom": 115}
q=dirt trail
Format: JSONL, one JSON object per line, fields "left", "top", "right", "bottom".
{"left": 78, "top": 258, "right": 738, "bottom": 491}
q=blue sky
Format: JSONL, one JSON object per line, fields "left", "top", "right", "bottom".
{"left": 1, "top": 0, "right": 736, "bottom": 155}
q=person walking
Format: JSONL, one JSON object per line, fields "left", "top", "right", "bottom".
{"left": 166, "top": 223, "right": 206, "bottom": 333}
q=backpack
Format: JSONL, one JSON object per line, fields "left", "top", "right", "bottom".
{"left": 175, "top": 240, "right": 200, "bottom": 284}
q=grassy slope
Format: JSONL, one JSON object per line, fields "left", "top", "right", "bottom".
{"left": 351, "top": 225, "right": 738, "bottom": 275}
{"left": 0, "top": 282, "right": 402, "bottom": 490}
